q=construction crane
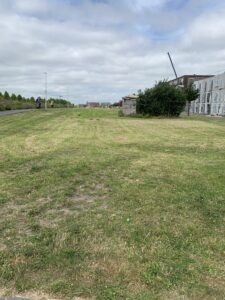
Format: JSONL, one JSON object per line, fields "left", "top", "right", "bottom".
{"left": 167, "top": 52, "right": 178, "bottom": 79}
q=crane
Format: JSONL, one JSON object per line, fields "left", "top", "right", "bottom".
{"left": 167, "top": 52, "right": 178, "bottom": 79}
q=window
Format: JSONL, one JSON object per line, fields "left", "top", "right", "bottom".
{"left": 218, "top": 105, "right": 221, "bottom": 114}
{"left": 207, "top": 93, "right": 210, "bottom": 103}
{"left": 210, "top": 80, "right": 213, "bottom": 90}
{"left": 201, "top": 105, "right": 205, "bottom": 113}
{"left": 189, "top": 78, "right": 194, "bottom": 85}
{"left": 196, "top": 105, "right": 199, "bottom": 113}
{"left": 222, "top": 80, "right": 225, "bottom": 89}
{"left": 213, "top": 93, "right": 218, "bottom": 103}
{"left": 214, "top": 80, "right": 219, "bottom": 89}
{"left": 202, "top": 94, "right": 206, "bottom": 103}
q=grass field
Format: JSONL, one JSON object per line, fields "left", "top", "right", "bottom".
{"left": 0, "top": 108, "right": 225, "bottom": 300}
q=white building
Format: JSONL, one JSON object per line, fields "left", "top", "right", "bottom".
{"left": 100, "top": 102, "right": 111, "bottom": 108}
{"left": 192, "top": 73, "right": 225, "bottom": 116}
{"left": 122, "top": 94, "right": 139, "bottom": 116}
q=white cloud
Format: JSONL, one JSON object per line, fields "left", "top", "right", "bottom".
{"left": 12, "top": 0, "right": 49, "bottom": 14}
{"left": 126, "top": 0, "right": 169, "bottom": 11}
{"left": 0, "top": 0, "right": 225, "bottom": 103}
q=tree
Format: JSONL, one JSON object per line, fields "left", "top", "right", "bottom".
{"left": 111, "top": 100, "right": 122, "bottom": 107}
{"left": 4, "top": 91, "right": 10, "bottom": 100}
{"left": 137, "top": 81, "right": 186, "bottom": 117}
{"left": 17, "top": 94, "right": 23, "bottom": 101}
{"left": 11, "top": 93, "right": 17, "bottom": 101}
{"left": 184, "top": 84, "right": 199, "bottom": 116}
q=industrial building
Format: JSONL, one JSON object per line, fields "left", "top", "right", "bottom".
{"left": 191, "top": 73, "right": 225, "bottom": 116}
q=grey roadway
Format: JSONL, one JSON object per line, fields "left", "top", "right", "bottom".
{"left": 0, "top": 109, "right": 33, "bottom": 116}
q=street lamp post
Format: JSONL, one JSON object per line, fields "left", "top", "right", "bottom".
{"left": 44, "top": 72, "right": 48, "bottom": 109}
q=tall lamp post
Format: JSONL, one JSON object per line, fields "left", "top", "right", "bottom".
{"left": 44, "top": 72, "right": 48, "bottom": 109}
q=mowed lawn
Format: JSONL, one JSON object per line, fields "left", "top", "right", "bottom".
{"left": 0, "top": 109, "right": 225, "bottom": 300}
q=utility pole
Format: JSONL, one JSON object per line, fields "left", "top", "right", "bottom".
{"left": 44, "top": 72, "right": 48, "bottom": 109}
{"left": 167, "top": 52, "right": 178, "bottom": 79}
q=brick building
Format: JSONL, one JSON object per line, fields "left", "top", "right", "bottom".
{"left": 169, "top": 74, "right": 214, "bottom": 88}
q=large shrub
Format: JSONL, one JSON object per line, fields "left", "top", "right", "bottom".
{"left": 137, "top": 81, "right": 186, "bottom": 117}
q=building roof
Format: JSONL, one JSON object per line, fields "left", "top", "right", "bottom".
{"left": 122, "top": 93, "right": 139, "bottom": 100}
{"left": 87, "top": 102, "right": 100, "bottom": 105}
{"left": 193, "top": 72, "right": 225, "bottom": 83}
{"left": 101, "top": 102, "right": 111, "bottom": 105}
{"left": 169, "top": 74, "right": 214, "bottom": 81}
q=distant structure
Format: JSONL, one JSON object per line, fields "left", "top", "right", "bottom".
{"left": 169, "top": 75, "right": 214, "bottom": 88}
{"left": 166, "top": 53, "right": 213, "bottom": 88}
{"left": 122, "top": 94, "right": 139, "bottom": 116}
{"left": 86, "top": 102, "right": 100, "bottom": 108}
{"left": 85, "top": 102, "right": 111, "bottom": 108}
{"left": 191, "top": 72, "right": 225, "bottom": 116}
{"left": 100, "top": 102, "right": 111, "bottom": 108}
{"left": 169, "top": 74, "right": 214, "bottom": 114}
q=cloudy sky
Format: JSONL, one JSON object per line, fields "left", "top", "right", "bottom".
{"left": 1, "top": 0, "right": 225, "bottom": 103}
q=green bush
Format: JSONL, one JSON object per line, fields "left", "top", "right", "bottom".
{"left": 137, "top": 81, "right": 186, "bottom": 117}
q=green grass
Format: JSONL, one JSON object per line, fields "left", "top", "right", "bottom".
{"left": 1, "top": 108, "right": 225, "bottom": 299}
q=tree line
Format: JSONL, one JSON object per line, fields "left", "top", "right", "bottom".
{"left": 0, "top": 91, "right": 74, "bottom": 111}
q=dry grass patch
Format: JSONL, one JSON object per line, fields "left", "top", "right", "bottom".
{"left": 1, "top": 109, "right": 225, "bottom": 299}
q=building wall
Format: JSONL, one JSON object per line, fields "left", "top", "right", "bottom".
{"left": 169, "top": 75, "right": 213, "bottom": 88}
{"left": 122, "top": 98, "right": 137, "bottom": 115}
{"left": 192, "top": 73, "right": 225, "bottom": 116}
{"left": 100, "top": 102, "right": 111, "bottom": 108}
{"left": 87, "top": 102, "right": 100, "bottom": 108}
